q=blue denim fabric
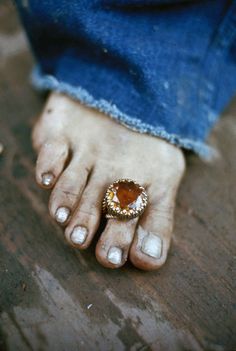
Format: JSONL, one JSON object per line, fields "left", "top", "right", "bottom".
{"left": 15, "top": 0, "right": 236, "bottom": 158}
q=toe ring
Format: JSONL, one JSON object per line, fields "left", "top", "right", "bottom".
{"left": 102, "top": 179, "right": 148, "bottom": 220}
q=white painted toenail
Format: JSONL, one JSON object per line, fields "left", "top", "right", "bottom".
{"left": 55, "top": 207, "right": 70, "bottom": 224}
{"left": 141, "top": 233, "right": 162, "bottom": 258}
{"left": 107, "top": 247, "right": 122, "bottom": 265}
{"left": 42, "top": 173, "right": 54, "bottom": 186}
{"left": 70, "top": 226, "right": 88, "bottom": 245}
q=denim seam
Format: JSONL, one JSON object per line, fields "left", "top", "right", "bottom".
{"left": 31, "top": 66, "right": 215, "bottom": 159}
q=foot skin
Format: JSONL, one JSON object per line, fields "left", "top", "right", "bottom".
{"left": 33, "top": 92, "right": 185, "bottom": 271}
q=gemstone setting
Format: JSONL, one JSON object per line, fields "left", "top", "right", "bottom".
{"left": 103, "top": 179, "right": 148, "bottom": 220}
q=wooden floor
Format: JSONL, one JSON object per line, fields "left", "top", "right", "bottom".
{"left": 0, "top": 2, "right": 235, "bottom": 350}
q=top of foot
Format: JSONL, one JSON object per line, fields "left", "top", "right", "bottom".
{"left": 33, "top": 92, "right": 185, "bottom": 271}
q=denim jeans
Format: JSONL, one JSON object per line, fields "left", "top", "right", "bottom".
{"left": 15, "top": 0, "right": 236, "bottom": 158}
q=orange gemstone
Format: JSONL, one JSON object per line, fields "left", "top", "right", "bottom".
{"left": 112, "top": 181, "right": 142, "bottom": 209}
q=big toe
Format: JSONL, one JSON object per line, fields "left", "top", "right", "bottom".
{"left": 130, "top": 187, "right": 176, "bottom": 271}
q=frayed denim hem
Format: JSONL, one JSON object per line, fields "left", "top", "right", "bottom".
{"left": 31, "top": 66, "right": 215, "bottom": 160}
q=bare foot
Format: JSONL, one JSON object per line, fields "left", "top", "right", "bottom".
{"left": 32, "top": 92, "right": 185, "bottom": 270}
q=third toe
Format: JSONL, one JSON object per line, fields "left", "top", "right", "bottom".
{"left": 64, "top": 175, "right": 107, "bottom": 249}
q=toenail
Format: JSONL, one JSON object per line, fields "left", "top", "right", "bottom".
{"left": 141, "top": 233, "right": 162, "bottom": 258}
{"left": 55, "top": 207, "right": 70, "bottom": 224}
{"left": 70, "top": 226, "right": 88, "bottom": 245}
{"left": 107, "top": 247, "right": 122, "bottom": 265}
{"left": 42, "top": 172, "right": 54, "bottom": 187}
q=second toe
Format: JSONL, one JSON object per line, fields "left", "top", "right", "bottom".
{"left": 95, "top": 218, "right": 138, "bottom": 269}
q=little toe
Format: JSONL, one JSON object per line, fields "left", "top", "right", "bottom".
{"left": 49, "top": 155, "right": 92, "bottom": 225}
{"left": 95, "top": 218, "right": 138, "bottom": 269}
{"left": 36, "top": 139, "right": 69, "bottom": 189}
{"left": 130, "top": 191, "right": 175, "bottom": 271}
{"left": 65, "top": 175, "right": 106, "bottom": 249}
